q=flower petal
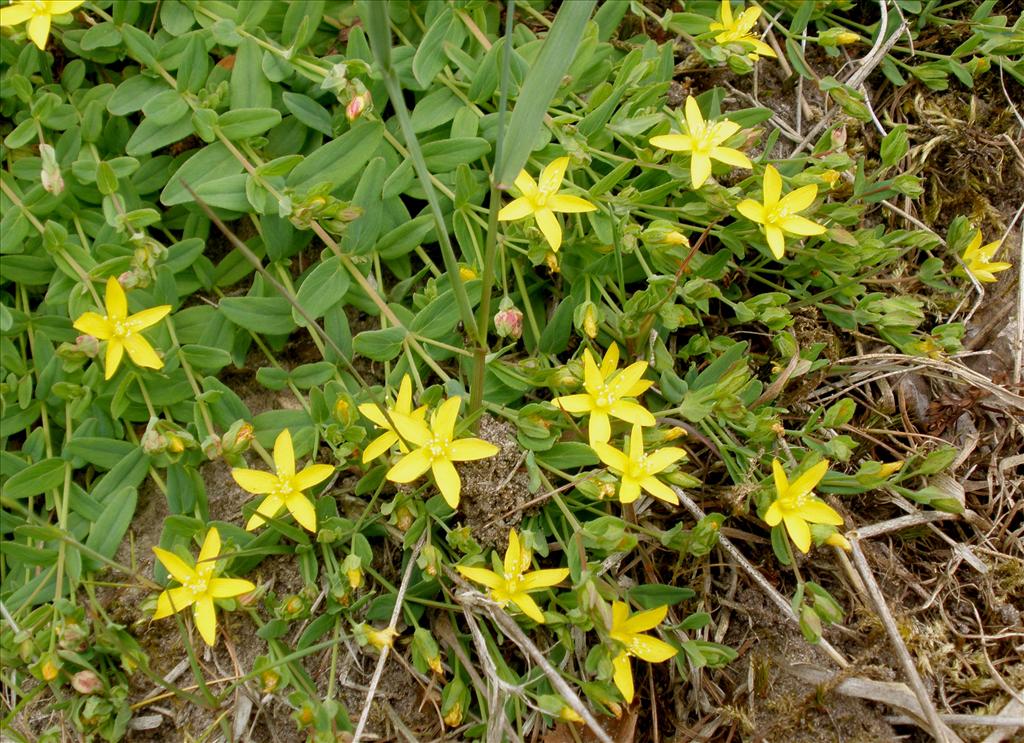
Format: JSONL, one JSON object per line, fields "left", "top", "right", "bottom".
{"left": 645, "top": 447, "right": 686, "bottom": 473}
{"left": 608, "top": 360, "right": 649, "bottom": 398}
{"left": 762, "top": 164, "right": 782, "bottom": 208}
{"left": 104, "top": 276, "right": 127, "bottom": 320}
{"left": 548, "top": 194, "right": 597, "bottom": 213}
{"left": 608, "top": 400, "right": 656, "bottom": 427}
{"left": 514, "top": 169, "right": 538, "bottom": 198}
{"left": 583, "top": 347, "right": 603, "bottom": 394}
{"left": 293, "top": 464, "right": 334, "bottom": 491}
{"left": 779, "top": 183, "right": 819, "bottom": 213}
{"left": 504, "top": 529, "right": 522, "bottom": 577}
{"left": 623, "top": 604, "right": 668, "bottom": 633}
{"left": 519, "top": 568, "right": 569, "bottom": 592}
{"left": 104, "top": 338, "right": 124, "bottom": 380}
{"left": 640, "top": 477, "right": 679, "bottom": 504}
{"left": 285, "top": 493, "right": 317, "bottom": 532}
{"left": 789, "top": 460, "right": 829, "bottom": 502}
{"left": 630, "top": 635, "right": 677, "bottom": 663}
{"left": 449, "top": 438, "right": 499, "bottom": 461}
{"left": 121, "top": 333, "right": 163, "bottom": 370}
{"left": 690, "top": 152, "right": 712, "bottom": 189}
{"left": 232, "top": 468, "right": 279, "bottom": 494}
{"left": 208, "top": 578, "right": 255, "bottom": 599}
{"left": 153, "top": 587, "right": 195, "bottom": 619}
{"left": 362, "top": 432, "right": 396, "bottom": 463}
{"left": 534, "top": 208, "right": 562, "bottom": 252}
{"left": 125, "top": 305, "right": 171, "bottom": 332}
{"left": 72, "top": 312, "right": 112, "bottom": 339}
{"left": 273, "top": 429, "right": 295, "bottom": 478}
{"left": 612, "top": 652, "right": 634, "bottom": 704}
{"left": 593, "top": 441, "right": 628, "bottom": 473}
{"left": 246, "top": 494, "right": 283, "bottom": 530}
{"left": 588, "top": 412, "right": 611, "bottom": 446}
{"left": 197, "top": 528, "right": 220, "bottom": 573}
{"left": 736, "top": 6, "right": 761, "bottom": 33}
{"left": 710, "top": 146, "right": 752, "bottom": 169}
{"left": 798, "top": 499, "right": 844, "bottom": 526}
{"left": 498, "top": 197, "right": 535, "bottom": 221}
{"left": 551, "top": 394, "right": 593, "bottom": 415}
{"left": 457, "top": 565, "right": 505, "bottom": 590}
{"left": 684, "top": 96, "right": 704, "bottom": 135}
{"left": 765, "top": 225, "right": 786, "bottom": 260}
{"left": 431, "top": 458, "right": 461, "bottom": 509}
{"left": 193, "top": 596, "right": 217, "bottom": 645}
{"left": 736, "top": 198, "right": 765, "bottom": 224}
{"left": 152, "top": 547, "right": 196, "bottom": 584}
{"left": 600, "top": 343, "right": 620, "bottom": 377}
{"left": 510, "top": 593, "right": 546, "bottom": 624}
{"left": 783, "top": 513, "right": 812, "bottom": 553}
{"left": 386, "top": 447, "right": 432, "bottom": 483}
{"left": 618, "top": 478, "right": 641, "bottom": 504}
{"left": 0, "top": 4, "right": 34, "bottom": 26}
{"left": 772, "top": 460, "right": 789, "bottom": 499}
{"left": 649, "top": 134, "right": 693, "bottom": 152}
{"left": 779, "top": 215, "right": 826, "bottom": 236}
{"left": 433, "top": 397, "right": 462, "bottom": 441}
{"left": 539, "top": 157, "right": 570, "bottom": 196}
{"left": 26, "top": 13, "right": 50, "bottom": 50}
{"left": 764, "top": 500, "right": 783, "bottom": 527}
{"left": 50, "top": 1, "right": 86, "bottom": 13}
{"left": 628, "top": 423, "right": 644, "bottom": 462}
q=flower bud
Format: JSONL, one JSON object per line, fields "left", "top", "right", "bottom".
{"left": 560, "top": 705, "right": 584, "bottom": 723}
{"left": 118, "top": 271, "right": 140, "bottom": 290}
{"left": 76, "top": 334, "right": 100, "bottom": 358}
{"left": 346, "top": 91, "right": 371, "bottom": 122}
{"left": 443, "top": 702, "right": 463, "bottom": 727}
{"left": 222, "top": 420, "right": 255, "bottom": 455}
{"left": 141, "top": 428, "right": 168, "bottom": 455}
{"left": 545, "top": 252, "right": 560, "bottom": 274}
{"left": 38, "top": 655, "right": 61, "bottom": 682}
{"left": 824, "top": 532, "right": 851, "bottom": 551}
{"left": 201, "top": 434, "right": 223, "bottom": 460}
{"left": 39, "top": 144, "right": 64, "bottom": 195}
{"left": 71, "top": 670, "right": 102, "bottom": 694}
{"left": 494, "top": 305, "right": 523, "bottom": 340}
{"left": 261, "top": 668, "right": 281, "bottom": 693}
{"left": 458, "top": 265, "right": 477, "bottom": 281}
{"left": 836, "top": 31, "right": 860, "bottom": 45}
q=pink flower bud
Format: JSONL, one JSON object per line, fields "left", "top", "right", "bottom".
{"left": 76, "top": 334, "right": 100, "bottom": 358}
{"left": 493, "top": 306, "right": 523, "bottom": 340}
{"left": 71, "top": 670, "right": 102, "bottom": 695}
{"left": 346, "top": 91, "right": 371, "bottom": 122}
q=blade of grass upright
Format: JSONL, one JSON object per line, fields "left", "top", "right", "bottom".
{"left": 364, "top": 0, "right": 481, "bottom": 348}
{"left": 495, "top": 0, "right": 596, "bottom": 188}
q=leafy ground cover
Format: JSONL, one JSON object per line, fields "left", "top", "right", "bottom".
{"left": 1, "top": 1, "right": 1022, "bottom": 741}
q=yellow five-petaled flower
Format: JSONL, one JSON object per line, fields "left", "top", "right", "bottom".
{"left": 72, "top": 276, "right": 171, "bottom": 380}
{"left": 592, "top": 423, "right": 686, "bottom": 505}
{"left": 709, "top": 0, "right": 777, "bottom": 61}
{"left": 609, "top": 602, "right": 677, "bottom": 704}
{"left": 961, "top": 229, "right": 1011, "bottom": 283}
{"left": 231, "top": 429, "right": 334, "bottom": 532}
{"left": 498, "top": 157, "right": 597, "bottom": 252}
{"left": 456, "top": 529, "right": 569, "bottom": 624}
{"left": 358, "top": 374, "right": 427, "bottom": 463}
{"left": 764, "top": 458, "right": 843, "bottom": 553}
{"left": 385, "top": 397, "right": 499, "bottom": 509}
{"left": 650, "top": 96, "right": 752, "bottom": 189}
{"left": 736, "top": 164, "right": 826, "bottom": 259}
{"left": 551, "top": 343, "right": 654, "bottom": 447}
{"left": 152, "top": 528, "right": 255, "bottom": 646}
{"left": 0, "top": 0, "right": 83, "bottom": 50}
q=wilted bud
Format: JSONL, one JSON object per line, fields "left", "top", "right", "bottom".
{"left": 76, "top": 334, "right": 99, "bottom": 358}
{"left": 394, "top": 505, "right": 414, "bottom": 532}
{"left": 443, "top": 702, "right": 463, "bottom": 727}
{"left": 876, "top": 461, "right": 904, "bottom": 478}
{"left": 965, "top": 56, "right": 990, "bottom": 75}
{"left": 118, "top": 271, "right": 140, "bottom": 290}
{"left": 222, "top": 420, "right": 255, "bottom": 455}
{"left": 560, "top": 705, "right": 583, "bottom": 723}
{"left": 819, "top": 169, "right": 842, "bottom": 189}
{"left": 836, "top": 31, "right": 859, "bottom": 45}
{"left": 544, "top": 252, "right": 559, "bottom": 274}
{"left": 799, "top": 602, "right": 822, "bottom": 642}
{"left": 824, "top": 532, "right": 852, "bottom": 552}
{"left": 341, "top": 554, "right": 363, "bottom": 589}
{"left": 641, "top": 220, "right": 690, "bottom": 248}
{"left": 458, "top": 265, "right": 477, "bottom": 281}
{"left": 346, "top": 90, "right": 371, "bottom": 122}
{"left": 201, "top": 434, "right": 223, "bottom": 460}
{"left": 140, "top": 428, "right": 168, "bottom": 455}
{"left": 358, "top": 624, "right": 398, "bottom": 650}
{"left": 71, "top": 670, "right": 102, "bottom": 694}
{"left": 39, "top": 144, "right": 64, "bottom": 195}
{"left": 494, "top": 303, "right": 523, "bottom": 340}
{"left": 283, "top": 595, "right": 305, "bottom": 617}
{"left": 261, "top": 668, "right": 281, "bottom": 693}
{"left": 417, "top": 544, "right": 442, "bottom": 577}
{"left": 575, "top": 301, "right": 600, "bottom": 339}
{"left": 320, "top": 62, "right": 349, "bottom": 94}
{"left": 58, "top": 621, "right": 88, "bottom": 651}
{"left": 38, "top": 655, "right": 61, "bottom": 682}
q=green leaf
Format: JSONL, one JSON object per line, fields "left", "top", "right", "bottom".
{"left": 125, "top": 113, "right": 194, "bottom": 156}
{"left": 281, "top": 92, "right": 333, "bottom": 136}
{"left": 496, "top": 1, "right": 596, "bottom": 186}
{"left": 420, "top": 137, "right": 491, "bottom": 171}
{"left": 64, "top": 438, "right": 137, "bottom": 470}
{"left": 217, "top": 108, "right": 282, "bottom": 140}
{"left": 180, "top": 344, "right": 232, "bottom": 372}
{"left": 880, "top": 124, "right": 908, "bottom": 168}
{"left": 293, "top": 256, "right": 350, "bottom": 323}
{"left": 290, "top": 362, "right": 335, "bottom": 388}
{"left": 286, "top": 121, "right": 384, "bottom": 191}
{"left": 3, "top": 458, "right": 65, "bottom": 499}
{"left": 161, "top": 142, "right": 244, "bottom": 206}
{"left": 536, "top": 442, "right": 598, "bottom": 469}
{"left": 84, "top": 486, "right": 137, "bottom": 563}
{"left": 231, "top": 38, "right": 271, "bottom": 109}
{"left": 630, "top": 583, "right": 696, "bottom": 609}
{"left": 219, "top": 296, "right": 296, "bottom": 335}
{"left": 412, "top": 7, "right": 459, "bottom": 88}
{"left": 353, "top": 327, "right": 406, "bottom": 361}
{"left": 107, "top": 75, "right": 169, "bottom": 115}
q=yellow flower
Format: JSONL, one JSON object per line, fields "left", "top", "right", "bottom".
{"left": 152, "top": 528, "right": 255, "bottom": 646}
{"left": 650, "top": 96, "right": 752, "bottom": 189}
{"left": 0, "top": 0, "right": 83, "bottom": 50}
{"left": 709, "top": 0, "right": 776, "bottom": 60}
{"left": 551, "top": 343, "right": 654, "bottom": 447}
{"left": 72, "top": 277, "right": 171, "bottom": 380}
{"left": 498, "top": 157, "right": 597, "bottom": 252}
{"left": 231, "top": 429, "right": 334, "bottom": 532}
{"left": 363, "top": 624, "right": 398, "bottom": 650}
{"left": 456, "top": 529, "right": 569, "bottom": 624}
{"left": 736, "top": 164, "right": 826, "bottom": 259}
{"left": 592, "top": 423, "right": 686, "bottom": 505}
{"left": 962, "top": 230, "right": 1011, "bottom": 283}
{"left": 764, "top": 459, "right": 843, "bottom": 553}
{"left": 358, "top": 374, "right": 428, "bottom": 463}
{"left": 608, "top": 602, "right": 677, "bottom": 704}
{"left": 876, "top": 461, "right": 904, "bottom": 478}
{"left": 385, "top": 397, "right": 499, "bottom": 509}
